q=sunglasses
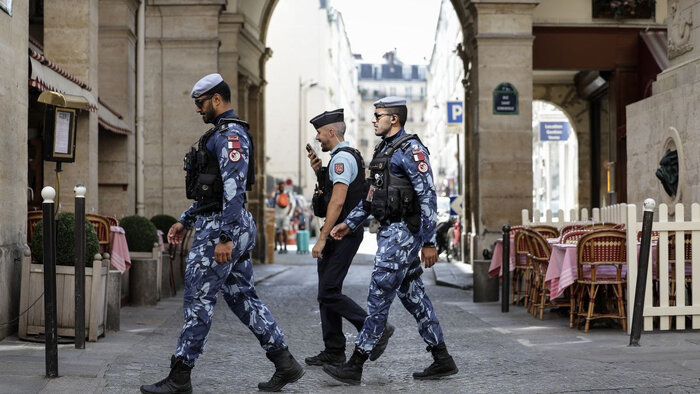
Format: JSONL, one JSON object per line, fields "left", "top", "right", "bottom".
{"left": 373, "top": 112, "right": 394, "bottom": 120}
{"left": 194, "top": 95, "right": 213, "bottom": 108}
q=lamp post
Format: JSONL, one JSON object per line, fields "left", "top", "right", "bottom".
{"left": 298, "top": 78, "right": 318, "bottom": 194}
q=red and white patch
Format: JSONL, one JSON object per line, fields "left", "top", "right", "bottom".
{"left": 417, "top": 161, "right": 429, "bottom": 173}
{"left": 227, "top": 135, "right": 241, "bottom": 150}
{"left": 334, "top": 163, "right": 345, "bottom": 175}
{"left": 365, "top": 185, "right": 376, "bottom": 202}
{"left": 412, "top": 147, "right": 426, "bottom": 162}
{"left": 228, "top": 149, "right": 241, "bottom": 162}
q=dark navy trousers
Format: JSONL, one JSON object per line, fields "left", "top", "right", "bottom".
{"left": 317, "top": 230, "right": 368, "bottom": 352}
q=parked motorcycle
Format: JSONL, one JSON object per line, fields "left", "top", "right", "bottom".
{"left": 436, "top": 215, "right": 457, "bottom": 261}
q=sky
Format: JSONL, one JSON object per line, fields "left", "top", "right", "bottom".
{"left": 331, "top": 0, "right": 443, "bottom": 65}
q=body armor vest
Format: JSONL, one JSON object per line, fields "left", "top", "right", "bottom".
{"left": 312, "top": 147, "right": 366, "bottom": 226}
{"left": 184, "top": 117, "right": 254, "bottom": 215}
{"left": 363, "top": 134, "right": 422, "bottom": 233}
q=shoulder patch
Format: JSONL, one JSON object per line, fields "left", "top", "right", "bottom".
{"left": 334, "top": 163, "right": 345, "bottom": 175}
{"left": 412, "top": 147, "right": 426, "bottom": 162}
{"left": 417, "top": 161, "right": 429, "bottom": 173}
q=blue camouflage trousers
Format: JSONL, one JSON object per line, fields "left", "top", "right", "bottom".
{"left": 175, "top": 211, "right": 286, "bottom": 366}
{"left": 355, "top": 222, "right": 444, "bottom": 354}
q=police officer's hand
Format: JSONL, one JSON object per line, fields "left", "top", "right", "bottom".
{"left": 330, "top": 223, "right": 350, "bottom": 240}
{"left": 167, "top": 222, "right": 186, "bottom": 245}
{"left": 308, "top": 151, "right": 322, "bottom": 174}
{"left": 214, "top": 241, "right": 233, "bottom": 264}
{"left": 312, "top": 238, "right": 325, "bottom": 259}
{"left": 421, "top": 246, "right": 438, "bottom": 268}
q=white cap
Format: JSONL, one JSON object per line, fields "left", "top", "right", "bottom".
{"left": 190, "top": 73, "right": 224, "bottom": 98}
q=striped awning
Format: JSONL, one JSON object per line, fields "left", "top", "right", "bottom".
{"left": 29, "top": 49, "right": 98, "bottom": 111}
{"left": 98, "top": 101, "right": 132, "bottom": 135}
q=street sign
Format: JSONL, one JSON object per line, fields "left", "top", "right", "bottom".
{"left": 447, "top": 101, "right": 463, "bottom": 123}
{"left": 493, "top": 82, "right": 518, "bottom": 115}
{"left": 539, "top": 121, "right": 569, "bottom": 141}
{"left": 449, "top": 195, "right": 463, "bottom": 216}
{"left": 447, "top": 101, "right": 463, "bottom": 135}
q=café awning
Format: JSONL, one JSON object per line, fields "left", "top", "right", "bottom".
{"left": 29, "top": 49, "right": 97, "bottom": 111}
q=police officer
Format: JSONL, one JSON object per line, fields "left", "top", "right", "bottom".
{"left": 304, "top": 109, "right": 394, "bottom": 367}
{"left": 324, "top": 97, "right": 458, "bottom": 385}
{"left": 140, "top": 73, "right": 304, "bottom": 394}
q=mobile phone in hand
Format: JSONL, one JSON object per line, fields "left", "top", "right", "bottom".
{"left": 306, "top": 143, "right": 316, "bottom": 156}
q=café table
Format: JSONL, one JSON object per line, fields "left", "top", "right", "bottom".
{"left": 110, "top": 225, "right": 131, "bottom": 273}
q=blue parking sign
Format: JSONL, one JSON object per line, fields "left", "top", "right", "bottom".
{"left": 447, "top": 101, "right": 463, "bottom": 124}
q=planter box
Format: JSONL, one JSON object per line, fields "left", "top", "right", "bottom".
{"left": 18, "top": 255, "right": 108, "bottom": 342}
{"left": 129, "top": 245, "right": 161, "bottom": 305}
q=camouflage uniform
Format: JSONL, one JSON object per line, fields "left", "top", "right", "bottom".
{"left": 175, "top": 110, "right": 286, "bottom": 366}
{"left": 344, "top": 128, "right": 444, "bottom": 354}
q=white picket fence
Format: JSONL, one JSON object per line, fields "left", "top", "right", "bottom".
{"left": 521, "top": 201, "right": 700, "bottom": 332}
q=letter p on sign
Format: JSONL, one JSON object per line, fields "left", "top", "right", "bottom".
{"left": 447, "top": 101, "right": 463, "bottom": 124}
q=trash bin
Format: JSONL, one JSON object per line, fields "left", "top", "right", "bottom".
{"left": 473, "top": 259, "right": 499, "bottom": 302}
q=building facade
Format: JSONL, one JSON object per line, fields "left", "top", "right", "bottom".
{"left": 356, "top": 51, "right": 428, "bottom": 161}
{"left": 265, "top": 0, "right": 360, "bottom": 198}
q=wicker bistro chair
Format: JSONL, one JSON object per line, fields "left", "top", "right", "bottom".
{"left": 561, "top": 229, "right": 590, "bottom": 244}
{"left": 560, "top": 224, "right": 585, "bottom": 239}
{"left": 530, "top": 225, "right": 559, "bottom": 240}
{"left": 86, "top": 214, "right": 112, "bottom": 254}
{"left": 667, "top": 232, "right": 692, "bottom": 308}
{"left": 511, "top": 229, "right": 532, "bottom": 306}
{"left": 574, "top": 229, "right": 627, "bottom": 332}
{"left": 583, "top": 222, "right": 619, "bottom": 230}
{"left": 524, "top": 229, "right": 569, "bottom": 319}
{"left": 27, "top": 210, "right": 43, "bottom": 247}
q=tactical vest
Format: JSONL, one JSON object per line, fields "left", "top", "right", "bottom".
{"left": 312, "top": 147, "right": 366, "bottom": 226}
{"left": 184, "top": 117, "right": 254, "bottom": 215}
{"left": 363, "top": 134, "right": 422, "bottom": 233}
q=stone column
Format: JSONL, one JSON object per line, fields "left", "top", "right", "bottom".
{"left": 466, "top": 0, "right": 538, "bottom": 253}
{"left": 44, "top": 0, "right": 100, "bottom": 211}
{"left": 0, "top": 0, "right": 29, "bottom": 340}
{"left": 98, "top": 0, "right": 138, "bottom": 217}
{"left": 219, "top": 12, "right": 244, "bottom": 107}
{"left": 247, "top": 83, "right": 267, "bottom": 263}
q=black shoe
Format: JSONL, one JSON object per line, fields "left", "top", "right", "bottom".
{"left": 322, "top": 349, "right": 367, "bottom": 385}
{"left": 305, "top": 350, "right": 346, "bottom": 366}
{"left": 369, "top": 324, "right": 394, "bottom": 361}
{"left": 258, "top": 348, "right": 305, "bottom": 392}
{"left": 412, "top": 343, "right": 458, "bottom": 380}
{"left": 140, "top": 355, "right": 193, "bottom": 394}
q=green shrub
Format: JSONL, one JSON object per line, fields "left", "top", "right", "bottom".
{"left": 150, "top": 214, "right": 178, "bottom": 243}
{"left": 121, "top": 215, "right": 159, "bottom": 252}
{"left": 31, "top": 212, "right": 100, "bottom": 266}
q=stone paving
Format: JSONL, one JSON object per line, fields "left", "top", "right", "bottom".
{"left": 3, "top": 232, "right": 700, "bottom": 393}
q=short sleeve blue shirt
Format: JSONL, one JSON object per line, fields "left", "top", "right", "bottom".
{"left": 328, "top": 141, "right": 358, "bottom": 186}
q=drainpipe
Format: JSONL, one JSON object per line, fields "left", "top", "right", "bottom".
{"left": 136, "top": 0, "right": 145, "bottom": 216}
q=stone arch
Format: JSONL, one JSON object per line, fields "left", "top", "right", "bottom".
{"left": 534, "top": 84, "right": 592, "bottom": 210}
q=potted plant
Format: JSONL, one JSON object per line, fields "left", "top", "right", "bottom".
{"left": 19, "top": 212, "right": 107, "bottom": 342}
{"left": 121, "top": 215, "right": 161, "bottom": 305}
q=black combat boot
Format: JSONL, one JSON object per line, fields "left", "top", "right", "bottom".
{"left": 258, "top": 348, "right": 305, "bottom": 392}
{"left": 412, "top": 343, "right": 458, "bottom": 380}
{"left": 322, "top": 348, "right": 368, "bottom": 385}
{"left": 304, "top": 349, "right": 346, "bottom": 366}
{"left": 369, "top": 323, "right": 395, "bottom": 361}
{"left": 140, "top": 355, "right": 193, "bottom": 394}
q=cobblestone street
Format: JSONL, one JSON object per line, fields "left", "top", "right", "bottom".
{"left": 4, "top": 233, "right": 700, "bottom": 393}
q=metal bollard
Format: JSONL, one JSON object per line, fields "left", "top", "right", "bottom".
{"left": 501, "top": 225, "right": 510, "bottom": 313}
{"left": 74, "top": 185, "right": 86, "bottom": 349}
{"left": 41, "top": 186, "right": 58, "bottom": 377}
{"left": 629, "top": 198, "right": 655, "bottom": 346}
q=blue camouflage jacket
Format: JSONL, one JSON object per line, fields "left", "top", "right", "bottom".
{"left": 179, "top": 110, "right": 250, "bottom": 240}
{"left": 344, "top": 128, "right": 438, "bottom": 246}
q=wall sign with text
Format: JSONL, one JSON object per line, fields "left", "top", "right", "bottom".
{"left": 493, "top": 82, "right": 518, "bottom": 115}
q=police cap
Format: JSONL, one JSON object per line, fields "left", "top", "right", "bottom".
{"left": 309, "top": 108, "right": 344, "bottom": 129}
{"left": 373, "top": 96, "right": 407, "bottom": 108}
{"left": 190, "top": 73, "right": 225, "bottom": 98}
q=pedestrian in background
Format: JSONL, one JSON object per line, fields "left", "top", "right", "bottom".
{"left": 304, "top": 108, "right": 393, "bottom": 367}
{"left": 140, "top": 73, "right": 304, "bottom": 394}
{"left": 271, "top": 180, "right": 295, "bottom": 253}
{"left": 325, "top": 97, "right": 458, "bottom": 385}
